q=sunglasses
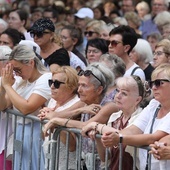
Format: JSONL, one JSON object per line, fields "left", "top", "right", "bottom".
{"left": 78, "top": 70, "right": 102, "bottom": 86}
{"left": 149, "top": 79, "right": 170, "bottom": 88}
{"left": 109, "top": 40, "right": 122, "bottom": 47}
{"left": 84, "top": 31, "right": 98, "bottom": 37}
{"left": 48, "top": 79, "right": 65, "bottom": 89}
{"left": 30, "top": 31, "right": 51, "bottom": 38}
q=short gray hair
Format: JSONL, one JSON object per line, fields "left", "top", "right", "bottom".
{"left": 0, "top": 46, "right": 12, "bottom": 60}
{"left": 100, "top": 53, "right": 126, "bottom": 79}
{"left": 86, "top": 62, "right": 115, "bottom": 97}
{"left": 133, "top": 38, "right": 153, "bottom": 63}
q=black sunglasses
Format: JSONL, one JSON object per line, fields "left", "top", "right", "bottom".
{"left": 109, "top": 40, "right": 122, "bottom": 47}
{"left": 84, "top": 31, "right": 98, "bottom": 37}
{"left": 48, "top": 79, "right": 65, "bottom": 89}
{"left": 30, "top": 31, "right": 51, "bottom": 38}
{"left": 149, "top": 79, "right": 170, "bottom": 88}
{"left": 78, "top": 70, "right": 102, "bottom": 86}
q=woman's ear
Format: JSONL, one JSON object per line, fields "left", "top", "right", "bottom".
{"left": 136, "top": 96, "right": 142, "bottom": 105}
{"left": 96, "top": 85, "right": 104, "bottom": 95}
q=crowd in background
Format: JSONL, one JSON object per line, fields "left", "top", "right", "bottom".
{"left": 0, "top": 0, "right": 170, "bottom": 170}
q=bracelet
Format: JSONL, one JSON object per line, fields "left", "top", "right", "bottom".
{"left": 94, "top": 123, "right": 99, "bottom": 133}
{"left": 64, "top": 117, "right": 71, "bottom": 127}
{"left": 100, "top": 124, "right": 106, "bottom": 134}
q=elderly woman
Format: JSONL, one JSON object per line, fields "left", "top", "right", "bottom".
{"left": 82, "top": 75, "right": 145, "bottom": 170}
{"left": 82, "top": 63, "right": 170, "bottom": 170}
{"left": 43, "top": 62, "right": 115, "bottom": 169}
{"left": 153, "top": 39, "right": 170, "bottom": 68}
{"left": 129, "top": 38, "right": 154, "bottom": 81}
{"left": 0, "top": 46, "right": 12, "bottom": 170}
{"left": 0, "top": 44, "right": 51, "bottom": 170}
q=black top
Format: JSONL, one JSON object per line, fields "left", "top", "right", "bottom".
{"left": 45, "top": 48, "right": 70, "bottom": 66}
{"left": 144, "top": 63, "right": 154, "bottom": 81}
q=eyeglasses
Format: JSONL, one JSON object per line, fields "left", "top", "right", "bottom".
{"left": 108, "top": 40, "right": 122, "bottom": 47}
{"left": 48, "top": 79, "right": 65, "bottom": 89}
{"left": 30, "top": 31, "right": 51, "bottom": 38}
{"left": 87, "top": 49, "right": 101, "bottom": 54}
{"left": 78, "top": 70, "right": 102, "bottom": 86}
{"left": 84, "top": 31, "right": 98, "bottom": 37}
{"left": 153, "top": 51, "right": 169, "bottom": 56}
{"left": 149, "top": 79, "right": 170, "bottom": 88}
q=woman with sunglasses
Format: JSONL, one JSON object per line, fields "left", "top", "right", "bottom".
{"left": 39, "top": 66, "right": 85, "bottom": 170}
{"left": 29, "top": 18, "right": 70, "bottom": 68}
{"left": 0, "top": 44, "right": 51, "bottom": 170}
{"left": 43, "top": 62, "right": 115, "bottom": 169}
{"left": 82, "top": 75, "right": 145, "bottom": 170}
{"left": 82, "top": 63, "right": 170, "bottom": 170}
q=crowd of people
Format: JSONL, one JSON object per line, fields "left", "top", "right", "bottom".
{"left": 0, "top": 0, "right": 170, "bottom": 170}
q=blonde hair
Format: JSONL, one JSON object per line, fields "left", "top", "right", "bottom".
{"left": 52, "top": 66, "right": 78, "bottom": 93}
{"left": 152, "top": 63, "right": 170, "bottom": 80}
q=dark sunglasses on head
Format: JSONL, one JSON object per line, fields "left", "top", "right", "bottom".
{"left": 84, "top": 31, "right": 98, "bottom": 37}
{"left": 109, "top": 40, "right": 122, "bottom": 47}
{"left": 149, "top": 79, "right": 170, "bottom": 88}
{"left": 30, "top": 31, "right": 51, "bottom": 38}
{"left": 48, "top": 79, "right": 65, "bottom": 89}
{"left": 78, "top": 70, "right": 102, "bottom": 86}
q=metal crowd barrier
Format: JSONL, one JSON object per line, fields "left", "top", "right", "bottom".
{"left": 0, "top": 109, "right": 151, "bottom": 170}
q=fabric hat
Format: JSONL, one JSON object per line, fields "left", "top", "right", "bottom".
{"left": 28, "top": 18, "right": 55, "bottom": 33}
{"left": 74, "top": 7, "right": 94, "bottom": 19}
{"left": 19, "top": 40, "right": 41, "bottom": 55}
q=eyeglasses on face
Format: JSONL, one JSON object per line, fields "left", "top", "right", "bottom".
{"left": 149, "top": 79, "right": 170, "bottom": 88}
{"left": 30, "top": 31, "right": 51, "bottom": 38}
{"left": 84, "top": 31, "right": 98, "bottom": 37}
{"left": 153, "top": 51, "right": 169, "bottom": 56}
{"left": 48, "top": 79, "right": 65, "bottom": 89}
{"left": 87, "top": 49, "right": 101, "bottom": 54}
{"left": 78, "top": 70, "right": 102, "bottom": 86}
{"left": 109, "top": 40, "right": 122, "bottom": 47}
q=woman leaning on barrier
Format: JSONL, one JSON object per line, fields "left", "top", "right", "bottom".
{"left": 0, "top": 44, "right": 51, "bottom": 170}
{"left": 0, "top": 46, "right": 12, "bottom": 170}
{"left": 43, "top": 62, "right": 115, "bottom": 169}
{"left": 82, "top": 75, "right": 146, "bottom": 170}
{"left": 82, "top": 63, "right": 170, "bottom": 170}
{"left": 39, "top": 66, "right": 85, "bottom": 170}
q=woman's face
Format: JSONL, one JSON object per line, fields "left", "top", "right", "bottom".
{"left": 0, "top": 34, "right": 14, "bottom": 49}
{"left": 151, "top": 72, "right": 170, "bottom": 103}
{"left": 114, "top": 83, "right": 140, "bottom": 112}
{"left": 129, "top": 49, "right": 139, "bottom": 64}
{"left": 50, "top": 72, "right": 72, "bottom": 101}
{"left": 78, "top": 75, "right": 102, "bottom": 105}
{"left": 93, "top": 8, "right": 102, "bottom": 20}
{"left": 8, "top": 11, "right": 23, "bottom": 30}
{"left": 86, "top": 45, "right": 103, "bottom": 64}
{"left": 10, "top": 60, "right": 33, "bottom": 80}
{"left": 85, "top": 27, "right": 100, "bottom": 40}
{"left": 60, "top": 29, "right": 75, "bottom": 51}
{"left": 153, "top": 46, "right": 170, "bottom": 68}
{"left": 33, "top": 30, "right": 53, "bottom": 47}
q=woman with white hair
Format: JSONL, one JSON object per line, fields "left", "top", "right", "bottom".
{"left": 129, "top": 38, "right": 154, "bottom": 81}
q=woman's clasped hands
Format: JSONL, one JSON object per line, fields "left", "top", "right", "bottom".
{"left": 1, "top": 63, "right": 15, "bottom": 88}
